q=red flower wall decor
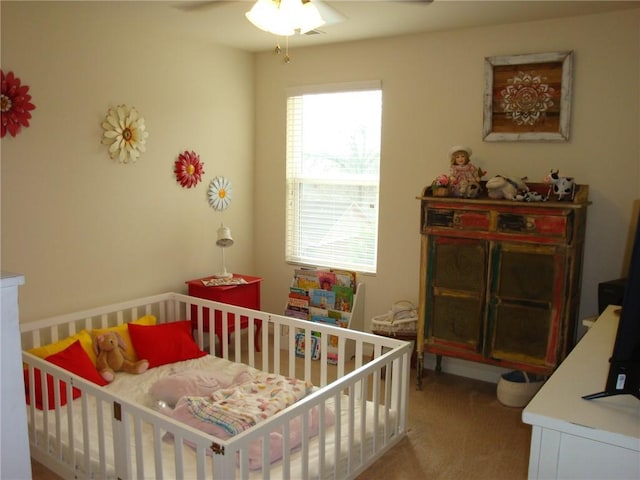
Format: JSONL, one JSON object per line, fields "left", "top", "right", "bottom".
{"left": 1, "top": 70, "right": 36, "bottom": 138}
{"left": 174, "top": 150, "right": 205, "bottom": 188}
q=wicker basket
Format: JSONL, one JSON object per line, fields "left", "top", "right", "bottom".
{"left": 432, "top": 186, "right": 450, "bottom": 197}
{"left": 371, "top": 301, "right": 418, "bottom": 336}
{"left": 496, "top": 371, "right": 545, "bottom": 407}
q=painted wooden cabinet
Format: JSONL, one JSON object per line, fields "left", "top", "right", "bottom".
{"left": 416, "top": 184, "right": 589, "bottom": 389}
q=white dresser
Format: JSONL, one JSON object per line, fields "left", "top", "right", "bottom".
{"left": 523, "top": 305, "right": 640, "bottom": 479}
{"left": 0, "top": 272, "right": 31, "bottom": 479}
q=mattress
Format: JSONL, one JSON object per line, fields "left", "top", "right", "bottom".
{"left": 30, "top": 354, "right": 397, "bottom": 479}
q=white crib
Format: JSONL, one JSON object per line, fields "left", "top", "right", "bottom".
{"left": 21, "top": 292, "right": 411, "bottom": 479}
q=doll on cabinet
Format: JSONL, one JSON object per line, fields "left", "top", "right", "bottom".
{"left": 449, "top": 145, "right": 481, "bottom": 198}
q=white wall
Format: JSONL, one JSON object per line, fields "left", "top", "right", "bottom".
{"left": 253, "top": 9, "right": 640, "bottom": 381}
{"left": 1, "top": 2, "right": 255, "bottom": 321}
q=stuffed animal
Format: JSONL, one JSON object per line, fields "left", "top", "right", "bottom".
{"left": 486, "top": 175, "right": 529, "bottom": 200}
{"left": 543, "top": 169, "right": 575, "bottom": 200}
{"left": 94, "top": 331, "right": 149, "bottom": 383}
{"left": 515, "top": 191, "right": 545, "bottom": 202}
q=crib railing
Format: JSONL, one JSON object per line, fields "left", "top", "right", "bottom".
{"left": 21, "top": 292, "right": 411, "bottom": 480}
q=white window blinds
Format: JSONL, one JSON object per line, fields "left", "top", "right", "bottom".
{"left": 285, "top": 82, "right": 382, "bottom": 273}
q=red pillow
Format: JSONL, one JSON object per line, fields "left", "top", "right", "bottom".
{"left": 128, "top": 320, "right": 207, "bottom": 368}
{"left": 24, "top": 339, "right": 108, "bottom": 410}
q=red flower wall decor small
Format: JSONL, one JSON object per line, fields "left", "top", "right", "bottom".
{"left": 1, "top": 70, "right": 36, "bottom": 138}
{"left": 174, "top": 150, "right": 205, "bottom": 188}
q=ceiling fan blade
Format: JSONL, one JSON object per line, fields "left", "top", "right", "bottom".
{"left": 173, "top": 1, "right": 231, "bottom": 12}
{"left": 312, "top": 0, "right": 347, "bottom": 26}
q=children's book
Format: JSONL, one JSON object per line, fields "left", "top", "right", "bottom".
{"left": 331, "top": 269, "right": 357, "bottom": 292}
{"left": 287, "top": 292, "right": 309, "bottom": 309}
{"left": 308, "top": 306, "right": 329, "bottom": 319}
{"left": 318, "top": 271, "right": 337, "bottom": 291}
{"left": 309, "top": 289, "right": 336, "bottom": 309}
{"left": 284, "top": 308, "right": 309, "bottom": 320}
{"left": 295, "top": 269, "right": 320, "bottom": 292}
{"left": 333, "top": 285, "right": 354, "bottom": 312}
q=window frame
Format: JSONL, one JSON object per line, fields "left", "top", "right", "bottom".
{"left": 285, "top": 81, "right": 382, "bottom": 274}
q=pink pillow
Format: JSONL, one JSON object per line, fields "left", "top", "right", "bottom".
{"left": 24, "top": 339, "right": 108, "bottom": 410}
{"left": 128, "top": 320, "right": 206, "bottom": 368}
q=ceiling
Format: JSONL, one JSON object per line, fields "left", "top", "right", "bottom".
{"left": 161, "top": 0, "right": 639, "bottom": 52}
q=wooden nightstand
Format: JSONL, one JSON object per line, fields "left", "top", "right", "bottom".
{"left": 185, "top": 274, "right": 262, "bottom": 353}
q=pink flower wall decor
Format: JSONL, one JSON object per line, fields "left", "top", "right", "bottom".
{"left": 174, "top": 150, "right": 205, "bottom": 188}
{"left": 1, "top": 70, "right": 36, "bottom": 138}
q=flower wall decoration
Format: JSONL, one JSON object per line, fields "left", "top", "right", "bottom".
{"left": 174, "top": 150, "right": 205, "bottom": 188}
{"left": 500, "top": 71, "right": 554, "bottom": 127}
{"left": 1, "top": 70, "right": 36, "bottom": 138}
{"left": 101, "top": 105, "right": 148, "bottom": 163}
{"left": 208, "top": 176, "right": 232, "bottom": 211}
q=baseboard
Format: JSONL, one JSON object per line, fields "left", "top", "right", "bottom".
{"left": 422, "top": 353, "right": 511, "bottom": 384}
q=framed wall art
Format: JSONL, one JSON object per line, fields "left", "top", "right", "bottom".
{"left": 483, "top": 51, "right": 573, "bottom": 142}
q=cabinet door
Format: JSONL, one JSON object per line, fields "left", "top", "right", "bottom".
{"left": 487, "top": 242, "right": 565, "bottom": 367}
{"left": 426, "top": 236, "right": 487, "bottom": 354}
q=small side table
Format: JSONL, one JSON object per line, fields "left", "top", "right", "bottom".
{"left": 185, "top": 274, "right": 262, "bottom": 353}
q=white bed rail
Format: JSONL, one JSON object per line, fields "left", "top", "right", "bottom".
{"left": 21, "top": 292, "right": 411, "bottom": 480}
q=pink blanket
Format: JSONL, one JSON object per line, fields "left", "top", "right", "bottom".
{"left": 161, "top": 371, "right": 335, "bottom": 469}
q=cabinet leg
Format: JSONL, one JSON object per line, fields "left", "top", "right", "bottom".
{"left": 435, "top": 354, "right": 442, "bottom": 373}
{"left": 416, "top": 352, "right": 427, "bottom": 389}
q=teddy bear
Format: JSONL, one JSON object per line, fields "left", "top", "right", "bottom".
{"left": 94, "top": 331, "right": 149, "bottom": 383}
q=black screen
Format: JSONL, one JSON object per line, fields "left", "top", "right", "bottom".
{"left": 584, "top": 211, "right": 640, "bottom": 400}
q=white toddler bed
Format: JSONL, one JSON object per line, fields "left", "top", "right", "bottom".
{"left": 21, "top": 292, "right": 411, "bottom": 479}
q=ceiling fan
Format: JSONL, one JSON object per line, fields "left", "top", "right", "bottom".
{"left": 175, "top": 0, "right": 433, "bottom": 62}
{"left": 176, "top": 0, "right": 433, "bottom": 36}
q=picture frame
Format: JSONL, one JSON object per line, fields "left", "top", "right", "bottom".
{"left": 483, "top": 51, "right": 574, "bottom": 142}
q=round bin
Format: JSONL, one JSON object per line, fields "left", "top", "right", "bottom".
{"left": 497, "top": 370, "right": 545, "bottom": 408}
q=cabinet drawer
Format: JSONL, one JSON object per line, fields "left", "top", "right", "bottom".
{"left": 497, "top": 212, "right": 569, "bottom": 239}
{"left": 426, "top": 208, "right": 490, "bottom": 231}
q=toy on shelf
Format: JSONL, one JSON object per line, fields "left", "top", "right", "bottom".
{"left": 430, "top": 174, "right": 452, "bottom": 197}
{"left": 486, "top": 175, "right": 529, "bottom": 200}
{"left": 449, "top": 145, "right": 484, "bottom": 198}
{"left": 543, "top": 169, "right": 576, "bottom": 200}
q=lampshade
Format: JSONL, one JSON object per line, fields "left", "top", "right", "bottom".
{"left": 216, "top": 225, "right": 234, "bottom": 248}
{"left": 245, "top": 0, "right": 325, "bottom": 36}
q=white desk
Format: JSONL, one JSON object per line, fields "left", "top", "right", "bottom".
{"left": 523, "top": 305, "right": 640, "bottom": 479}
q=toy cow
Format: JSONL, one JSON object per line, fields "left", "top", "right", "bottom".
{"left": 543, "top": 170, "right": 575, "bottom": 201}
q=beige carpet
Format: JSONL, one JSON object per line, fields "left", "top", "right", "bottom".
{"left": 356, "top": 368, "right": 531, "bottom": 480}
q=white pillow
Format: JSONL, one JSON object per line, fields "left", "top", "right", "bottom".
{"left": 150, "top": 368, "right": 252, "bottom": 407}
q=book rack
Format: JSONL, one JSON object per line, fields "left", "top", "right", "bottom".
{"left": 283, "top": 269, "right": 365, "bottom": 363}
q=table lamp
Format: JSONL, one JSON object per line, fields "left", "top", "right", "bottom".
{"left": 215, "top": 224, "right": 234, "bottom": 279}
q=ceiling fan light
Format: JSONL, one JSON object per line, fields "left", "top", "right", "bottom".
{"left": 296, "top": 1, "right": 325, "bottom": 34}
{"left": 246, "top": 0, "right": 295, "bottom": 36}
{"left": 245, "top": 0, "right": 325, "bottom": 37}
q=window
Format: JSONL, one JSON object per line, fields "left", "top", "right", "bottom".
{"left": 286, "top": 82, "right": 382, "bottom": 273}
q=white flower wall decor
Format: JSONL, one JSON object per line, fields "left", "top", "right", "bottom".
{"left": 101, "top": 105, "right": 149, "bottom": 163}
{"left": 208, "top": 176, "right": 232, "bottom": 211}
